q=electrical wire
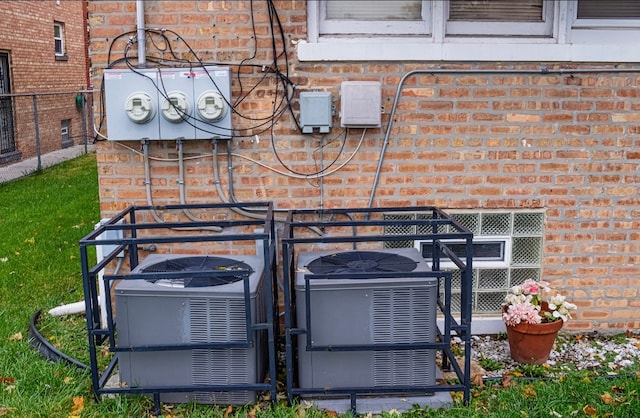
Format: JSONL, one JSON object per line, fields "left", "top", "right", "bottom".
{"left": 114, "top": 128, "right": 366, "bottom": 181}
{"left": 94, "top": 1, "right": 362, "bottom": 215}
{"left": 95, "top": 0, "right": 301, "bottom": 145}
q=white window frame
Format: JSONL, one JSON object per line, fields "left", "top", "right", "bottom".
{"left": 415, "top": 235, "right": 512, "bottom": 269}
{"left": 300, "top": 0, "right": 640, "bottom": 62}
{"left": 54, "top": 22, "right": 65, "bottom": 57}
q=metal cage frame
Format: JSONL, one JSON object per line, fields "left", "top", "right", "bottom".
{"left": 79, "top": 202, "right": 278, "bottom": 415}
{"left": 281, "top": 206, "right": 474, "bottom": 412}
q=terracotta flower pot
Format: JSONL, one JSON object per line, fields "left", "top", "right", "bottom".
{"left": 503, "top": 303, "right": 564, "bottom": 364}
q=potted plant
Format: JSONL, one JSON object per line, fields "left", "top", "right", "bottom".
{"left": 502, "top": 279, "right": 578, "bottom": 364}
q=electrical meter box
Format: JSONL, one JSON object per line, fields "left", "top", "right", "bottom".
{"left": 104, "top": 66, "right": 232, "bottom": 141}
{"left": 104, "top": 68, "right": 161, "bottom": 141}
{"left": 157, "top": 69, "right": 196, "bottom": 140}
{"left": 192, "top": 67, "right": 232, "bottom": 140}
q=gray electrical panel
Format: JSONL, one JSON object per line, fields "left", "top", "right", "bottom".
{"left": 104, "top": 66, "right": 232, "bottom": 141}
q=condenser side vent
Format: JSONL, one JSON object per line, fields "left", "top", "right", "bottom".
{"left": 372, "top": 287, "right": 435, "bottom": 386}
{"left": 190, "top": 298, "right": 246, "bottom": 343}
{"left": 372, "top": 288, "right": 434, "bottom": 343}
{"left": 192, "top": 348, "right": 251, "bottom": 404}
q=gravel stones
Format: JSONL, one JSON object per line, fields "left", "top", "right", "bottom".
{"left": 458, "top": 333, "right": 640, "bottom": 379}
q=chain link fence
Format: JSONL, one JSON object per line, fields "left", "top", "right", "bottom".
{"left": 0, "top": 89, "right": 94, "bottom": 183}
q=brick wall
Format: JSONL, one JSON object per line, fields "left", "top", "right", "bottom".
{"left": 0, "top": 1, "right": 88, "bottom": 160}
{"left": 88, "top": 1, "right": 640, "bottom": 332}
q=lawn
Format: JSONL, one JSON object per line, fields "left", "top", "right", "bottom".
{"left": 0, "top": 153, "right": 639, "bottom": 417}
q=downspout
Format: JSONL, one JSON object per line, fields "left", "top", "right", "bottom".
{"left": 82, "top": 0, "right": 90, "bottom": 88}
{"left": 136, "top": 0, "right": 146, "bottom": 67}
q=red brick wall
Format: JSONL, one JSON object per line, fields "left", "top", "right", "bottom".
{"left": 0, "top": 0, "right": 88, "bottom": 160}
{"left": 88, "top": 1, "right": 640, "bottom": 332}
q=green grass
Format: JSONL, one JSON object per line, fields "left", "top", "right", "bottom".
{"left": 1, "top": 153, "right": 639, "bottom": 417}
{"left": 0, "top": 154, "right": 100, "bottom": 418}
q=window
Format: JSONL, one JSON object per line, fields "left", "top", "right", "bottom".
{"left": 321, "top": 1, "right": 429, "bottom": 35}
{"left": 416, "top": 236, "right": 512, "bottom": 269}
{"left": 61, "top": 119, "right": 72, "bottom": 148}
{"left": 301, "top": 0, "right": 640, "bottom": 62}
{"left": 384, "top": 210, "right": 545, "bottom": 315}
{"left": 54, "top": 22, "right": 65, "bottom": 57}
{"left": 577, "top": 0, "right": 640, "bottom": 19}
{"left": 0, "top": 52, "right": 17, "bottom": 156}
{"left": 446, "top": 0, "right": 553, "bottom": 37}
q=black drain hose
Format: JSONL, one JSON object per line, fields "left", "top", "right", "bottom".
{"left": 28, "top": 309, "right": 90, "bottom": 370}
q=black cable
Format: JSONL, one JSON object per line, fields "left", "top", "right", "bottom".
{"left": 234, "top": 0, "right": 259, "bottom": 108}
{"left": 99, "top": 1, "right": 303, "bottom": 143}
{"left": 29, "top": 309, "right": 90, "bottom": 371}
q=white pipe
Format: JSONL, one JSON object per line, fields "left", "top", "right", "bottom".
{"left": 49, "top": 301, "right": 89, "bottom": 317}
{"left": 136, "top": 0, "right": 146, "bottom": 66}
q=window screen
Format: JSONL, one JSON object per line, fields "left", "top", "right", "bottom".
{"left": 449, "top": 0, "right": 544, "bottom": 22}
{"left": 577, "top": 0, "right": 640, "bottom": 19}
{"left": 326, "top": 1, "right": 422, "bottom": 20}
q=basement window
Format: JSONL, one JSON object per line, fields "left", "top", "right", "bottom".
{"left": 416, "top": 236, "right": 512, "bottom": 269}
{"left": 384, "top": 210, "right": 544, "bottom": 315}
{"left": 61, "top": 119, "right": 72, "bottom": 148}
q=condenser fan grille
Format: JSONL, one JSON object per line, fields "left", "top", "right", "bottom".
{"left": 306, "top": 251, "right": 418, "bottom": 275}
{"left": 140, "top": 256, "right": 253, "bottom": 288}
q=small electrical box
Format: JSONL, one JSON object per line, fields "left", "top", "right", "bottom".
{"left": 340, "top": 81, "right": 382, "bottom": 128}
{"left": 299, "top": 91, "right": 332, "bottom": 133}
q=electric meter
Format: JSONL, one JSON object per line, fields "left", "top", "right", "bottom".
{"left": 124, "top": 92, "right": 156, "bottom": 124}
{"left": 196, "top": 90, "right": 227, "bottom": 122}
{"left": 160, "top": 91, "right": 191, "bottom": 123}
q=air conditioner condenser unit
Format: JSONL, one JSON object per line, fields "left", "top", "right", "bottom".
{"left": 295, "top": 248, "right": 437, "bottom": 391}
{"left": 115, "top": 254, "right": 267, "bottom": 405}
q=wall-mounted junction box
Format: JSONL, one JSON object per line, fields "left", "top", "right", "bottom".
{"left": 300, "top": 91, "right": 332, "bottom": 133}
{"left": 340, "top": 81, "right": 382, "bottom": 128}
{"left": 104, "top": 66, "right": 232, "bottom": 141}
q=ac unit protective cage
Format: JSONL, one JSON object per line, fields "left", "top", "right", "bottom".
{"left": 295, "top": 248, "right": 438, "bottom": 390}
{"left": 281, "top": 206, "right": 474, "bottom": 412}
{"left": 115, "top": 253, "right": 267, "bottom": 405}
{"left": 78, "top": 202, "right": 278, "bottom": 414}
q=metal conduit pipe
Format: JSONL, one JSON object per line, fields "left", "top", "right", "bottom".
{"left": 176, "top": 139, "right": 222, "bottom": 231}
{"left": 211, "top": 140, "right": 274, "bottom": 221}
{"left": 367, "top": 66, "right": 640, "bottom": 209}
{"left": 212, "top": 140, "right": 324, "bottom": 235}
{"left": 136, "top": 0, "right": 146, "bottom": 67}
{"left": 142, "top": 140, "right": 166, "bottom": 223}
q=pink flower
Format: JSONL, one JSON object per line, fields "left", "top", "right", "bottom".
{"left": 520, "top": 279, "right": 549, "bottom": 295}
{"left": 503, "top": 279, "right": 577, "bottom": 326}
{"left": 503, "top": 302, "right": 542, "bottom": 327}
